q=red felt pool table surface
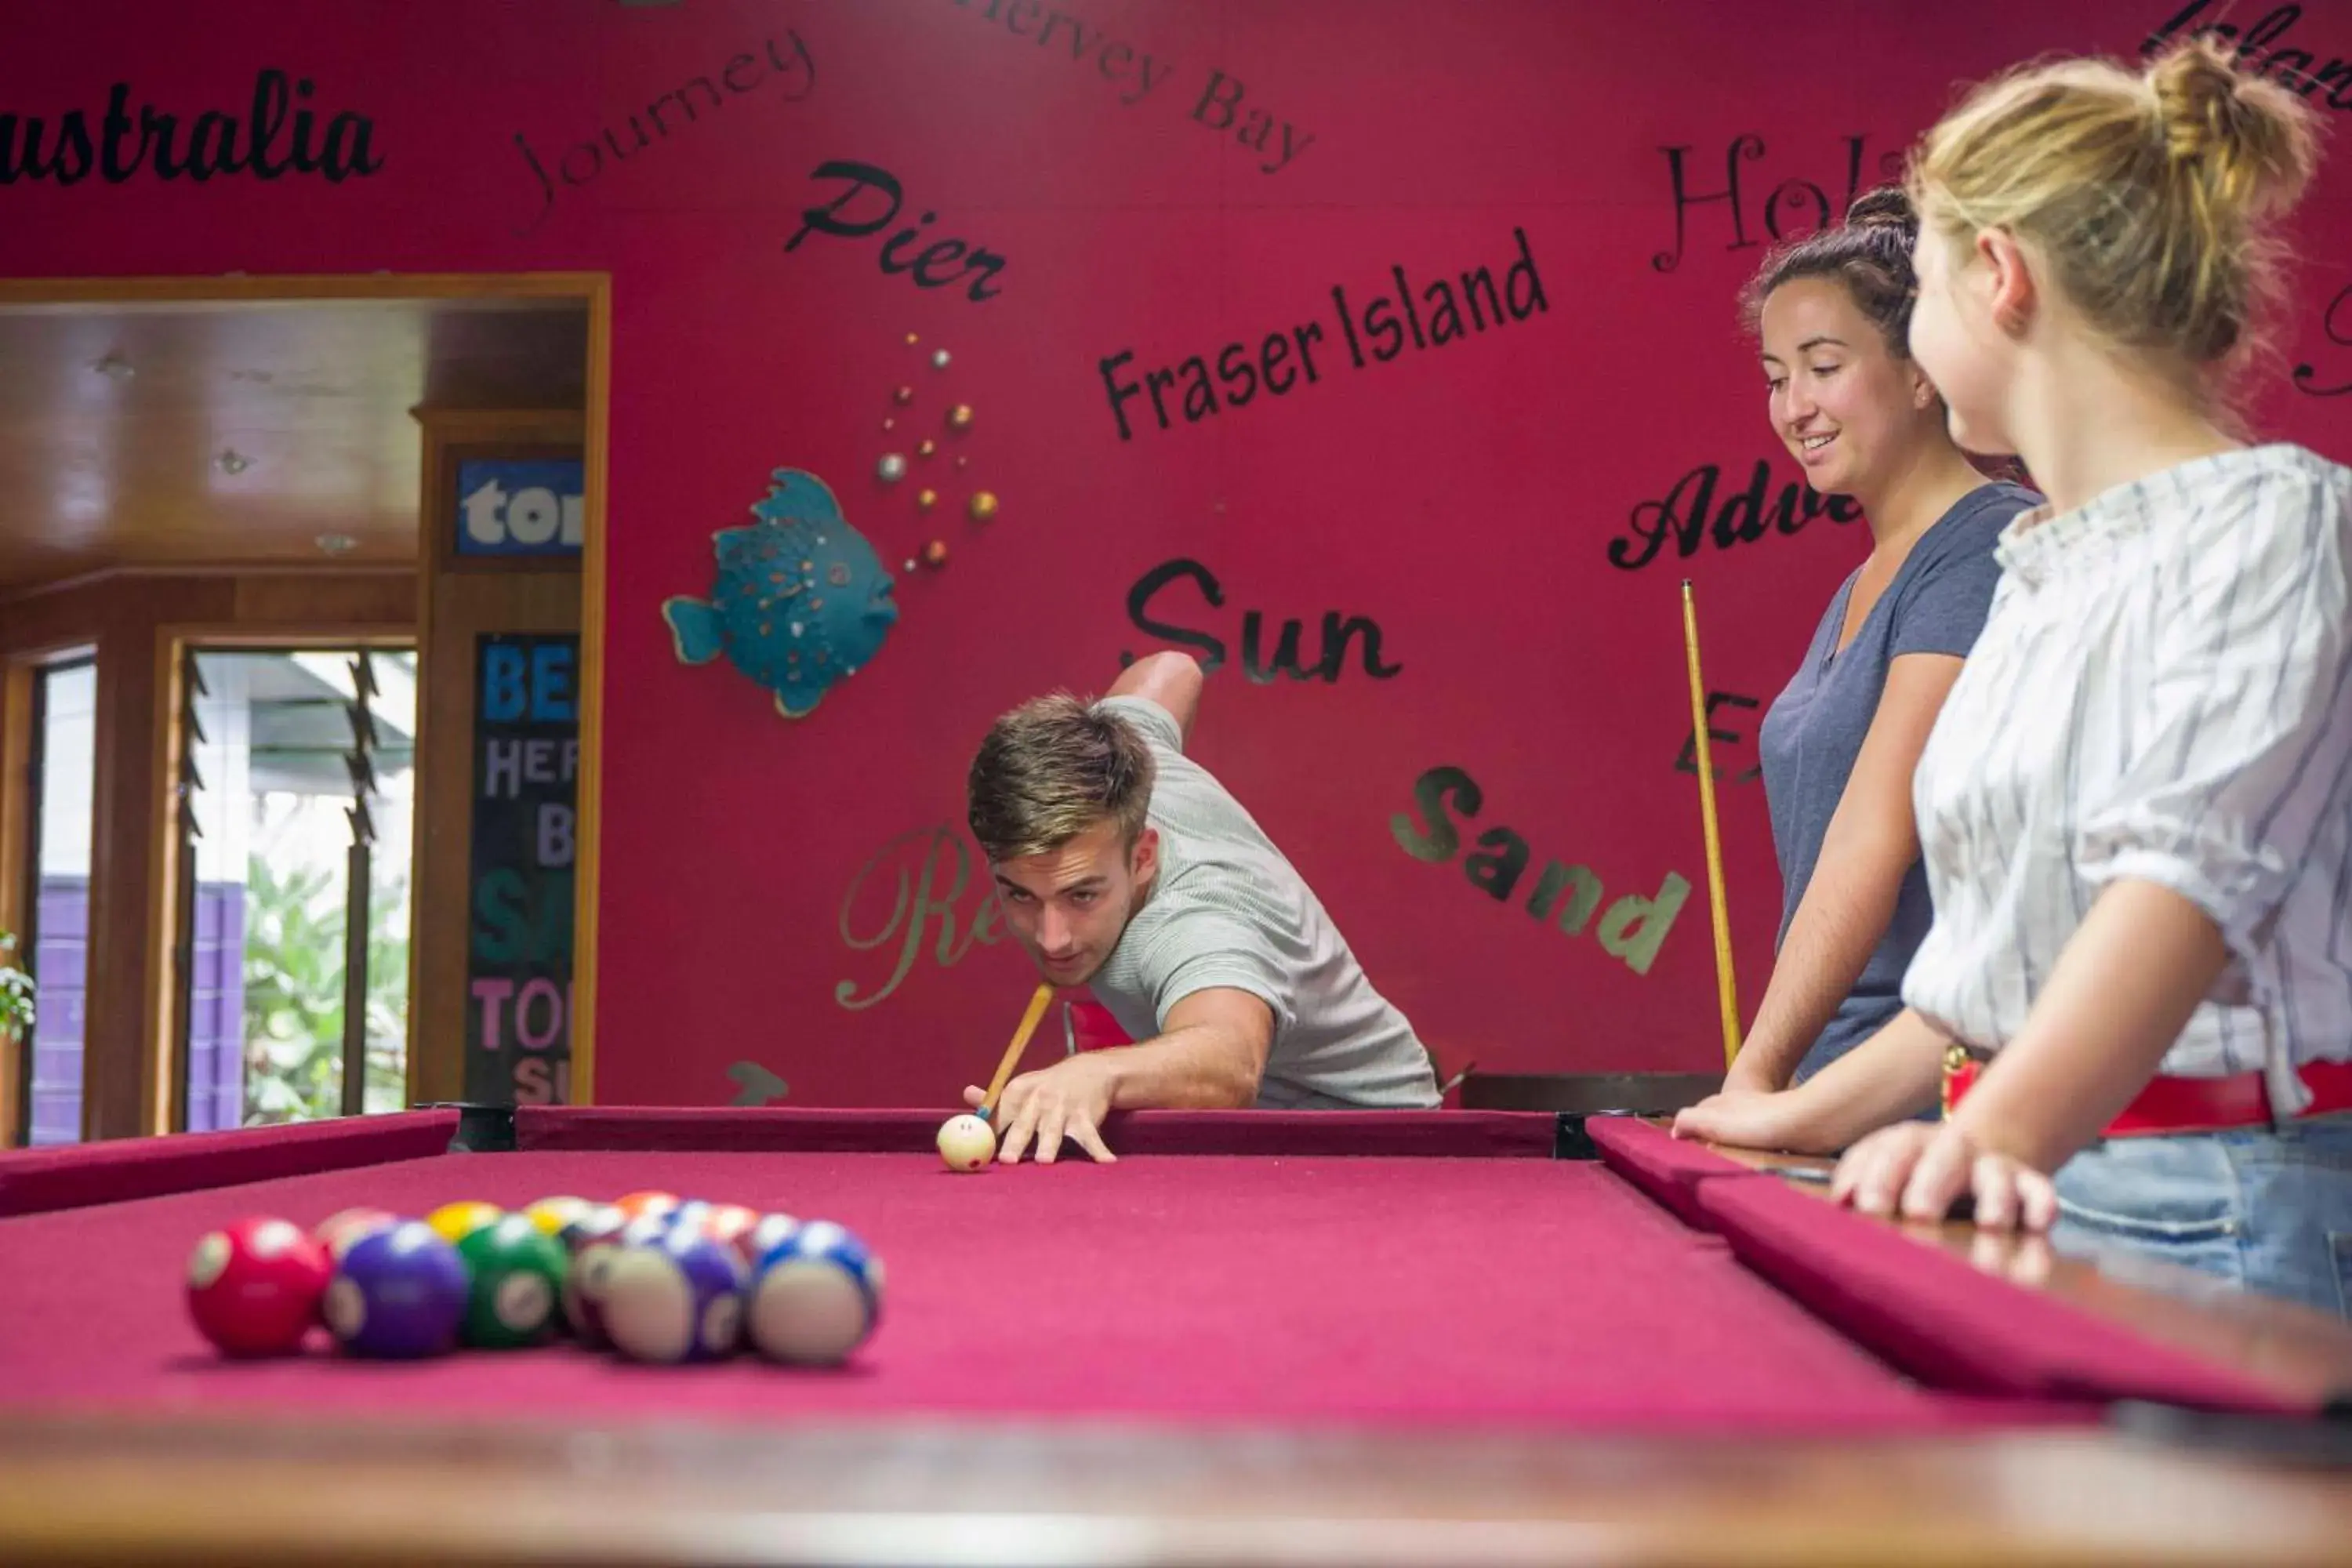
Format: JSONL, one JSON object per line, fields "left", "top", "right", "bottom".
{"left": 2, "top": 1105, "right": 2350, "bottom": 1567}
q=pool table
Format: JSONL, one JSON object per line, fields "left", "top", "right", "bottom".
{"left": 2, "top": 1105, "right": 2349, "bottom": 1566}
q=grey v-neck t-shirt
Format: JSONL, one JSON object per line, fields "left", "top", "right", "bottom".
{"left": 1757, "top": 482, "right": 2034, "bottom": 1080}
{"left": 1084, "top": 695, "right": 1442, "bottom": 1109}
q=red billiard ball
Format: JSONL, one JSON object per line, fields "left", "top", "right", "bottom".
{"left": 187, "top": 1217, "right": 332, "bottom": 1357}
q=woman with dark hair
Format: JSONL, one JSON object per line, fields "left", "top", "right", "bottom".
{"left": 1718, "top": 188, "right": 2039, "bottom": 1094}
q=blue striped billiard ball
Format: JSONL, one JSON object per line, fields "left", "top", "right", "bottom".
{"left": 734, "top": 1212, "right": 800, "bottom": 1269}
{"left": 745, "top": 1220, "right": 884, "bottom": 1367}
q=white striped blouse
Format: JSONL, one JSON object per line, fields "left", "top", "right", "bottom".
{"left": 1901, "top": 444, "right": 2352, "bottom": 1116}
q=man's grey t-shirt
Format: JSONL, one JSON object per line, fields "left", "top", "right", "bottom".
{"left": 1084, "top": 695, "right": 1441, "bottom": 1109}
{"left": 1758, "top": 482, "right": 2034, "bottom": 1082}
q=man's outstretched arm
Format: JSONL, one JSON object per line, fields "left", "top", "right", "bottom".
{"left": 1108, "top": 651, "right": 1203, "bottom": 745}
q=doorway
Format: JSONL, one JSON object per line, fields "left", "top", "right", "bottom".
{"left": 0, "top": 274, "right": 608, "bottom": 1143}
{"left": 174, "top": 645, "right": 418, "bottom": 1128}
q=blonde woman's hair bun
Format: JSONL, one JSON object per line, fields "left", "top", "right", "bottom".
{"left": 2148, "top": 38, "right": 2318, "bottom": 220}
{"left": 1908, "top": 37, "right": 2324, "bottom": 374}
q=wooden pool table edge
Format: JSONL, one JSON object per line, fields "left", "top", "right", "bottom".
{"left": 1682, "top": 1124, "right": 2352, "bottom": 1410}
{"left": 1, "top": 1410, "right": 2348, "bottom": 1568}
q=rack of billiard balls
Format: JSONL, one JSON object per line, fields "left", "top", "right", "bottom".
{"left": 184, "top": 1191, "right": 882, "bottom": 1367}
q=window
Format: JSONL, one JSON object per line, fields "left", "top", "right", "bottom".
{"left": 21, "top": 656, "right": 96, "bottom": 1146}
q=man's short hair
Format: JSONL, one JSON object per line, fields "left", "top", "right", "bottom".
{"left": 967, "top": 694, "right": 1156, "bottom": 863}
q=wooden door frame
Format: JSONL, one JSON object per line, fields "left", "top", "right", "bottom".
{"left": 0, "top": 274, "right": 612, "bottom": 1128}
{"left": 154, "top": 628, "right": 422, "bottom": 1134}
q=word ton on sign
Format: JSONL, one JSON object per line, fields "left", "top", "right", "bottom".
{"left": 456, "top": 459, "right": 586, "bottom": 557}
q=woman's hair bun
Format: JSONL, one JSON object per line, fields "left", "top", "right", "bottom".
{"left": 1844, "top": 185, "right": 1919, "bottom": 241}
{"left": 1739, "top": 185, "right": 1920, "bottom": 353}
{"left": 2148, "top": 39, "right": 2316, "bottom": 218}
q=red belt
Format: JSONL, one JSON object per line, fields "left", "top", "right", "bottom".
{"left": 1941, "top": 1046, "right": 2352, "bottom": 1137}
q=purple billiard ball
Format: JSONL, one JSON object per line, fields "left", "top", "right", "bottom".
{"left": 601, "top": 1230, "right": 745, "bottom": 1364}
{"left": 324, "top": 1221, "right": 470, "bottom": 1359}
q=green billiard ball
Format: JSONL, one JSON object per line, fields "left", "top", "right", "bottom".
{"left": 455, "top": 1214, "right": 567, "bottom": 1349}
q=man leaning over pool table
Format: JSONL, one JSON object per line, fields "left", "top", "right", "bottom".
{"left": 960, "top": 652, "right": 1441, "bottom": 1163}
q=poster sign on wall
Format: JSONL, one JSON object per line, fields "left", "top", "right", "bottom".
{"left": 465, "top": 633, "right": 580, "bottom": 1105}
{"left": 455, "top": 459, "right": 586, "bottom": 557}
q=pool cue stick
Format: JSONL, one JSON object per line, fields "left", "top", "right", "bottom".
{"left": 1680, "top": 579, "right": 1742, "bottom": 1070}
{"left": 978, "top": 982, "right": 1058, "bottom": 1123}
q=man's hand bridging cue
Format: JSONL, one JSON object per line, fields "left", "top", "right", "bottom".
{"left": 964, "top": 1054, "right": 1120, "bottom": 1164}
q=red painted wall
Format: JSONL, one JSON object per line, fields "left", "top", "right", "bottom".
{"left": 6, "top": 0, "right": 2349, "bottom": 1108}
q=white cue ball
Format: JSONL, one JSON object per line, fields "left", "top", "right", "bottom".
{"left": 937, "top": 1113, "right": 996, "bottom": 1172}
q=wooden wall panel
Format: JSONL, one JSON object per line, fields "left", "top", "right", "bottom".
{"left": 0, "top": 579, "right": 127, "bottom": 658}
{"left": 229, "top": 574, "right": 419, "bottom": 628}
{"left": 409, "top": 411, "right": 583, "bottom": 1109}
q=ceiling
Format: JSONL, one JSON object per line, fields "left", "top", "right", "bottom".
{"left": 0, "top": 297, "right": 589, "bottom": 594}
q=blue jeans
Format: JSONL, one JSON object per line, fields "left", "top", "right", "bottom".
{"left": 2050, "top": 1116, "right": 2352, "bottom": 1321}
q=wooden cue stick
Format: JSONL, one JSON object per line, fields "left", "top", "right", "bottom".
{"left": 978, "top": 982, "right": 1057, "bottom": 1122}
{"left": 1680, "top": 580, "right": 1742, "bottom": 1069}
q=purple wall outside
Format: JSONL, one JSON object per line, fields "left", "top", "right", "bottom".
{"left": 184, "top": 884, "right": 246, "bottom": 1132}
{"left": 27, "top": 875, "right": 88, "bottom": 1146}
{"left": 23, "top": 877, "right": 245, "bottom": 1144}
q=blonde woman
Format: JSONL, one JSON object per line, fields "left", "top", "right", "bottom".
{"left": 1677, "top": 40, "right": 2351, "bottom": 1317}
